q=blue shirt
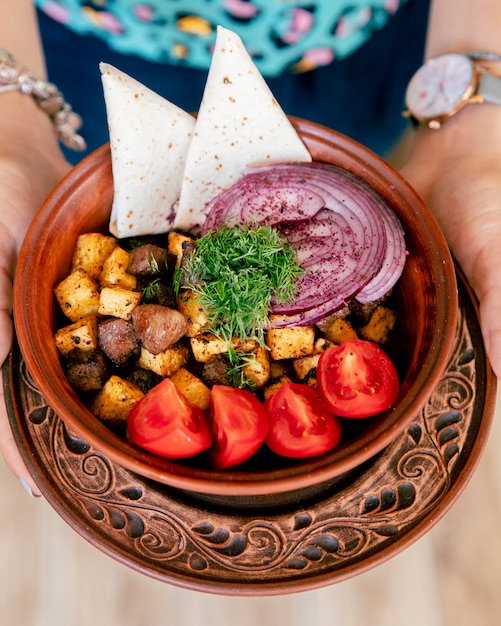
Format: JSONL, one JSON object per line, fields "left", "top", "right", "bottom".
{"left": 34, "top": 0, "right": 409, "bottom": 76}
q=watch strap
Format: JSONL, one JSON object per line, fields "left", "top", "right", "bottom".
{"left": 478, "top": 72, "right": 501, "bottom": 105}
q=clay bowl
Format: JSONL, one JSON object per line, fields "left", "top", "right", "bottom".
{"left": 13, "top": 118, "right": 458, "bottom": 504}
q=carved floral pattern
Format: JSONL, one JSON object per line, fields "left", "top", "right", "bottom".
{"left": 6, "top": 279, "right": 493, "bottom": 593}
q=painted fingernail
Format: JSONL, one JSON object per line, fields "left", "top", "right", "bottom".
{"left": 20, "top": 477, "right": 41, "bottom": 498}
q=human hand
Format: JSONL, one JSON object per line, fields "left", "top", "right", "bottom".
{"left": 0, "top": 148, "right": 70, "bottom": 496}
{"left": 400, "top": 110, "right": 501, "bottom": 379}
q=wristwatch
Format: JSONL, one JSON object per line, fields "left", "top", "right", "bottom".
{"left": 403, "top": 52, "right": 501, "bottom": 129}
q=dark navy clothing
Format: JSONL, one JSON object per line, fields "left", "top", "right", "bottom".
{"left": 37, "top": 0, "right": 430, "bottom": 164}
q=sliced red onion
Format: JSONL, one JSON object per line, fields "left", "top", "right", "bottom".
{"left": 279, "top": 208, "right": 352, "bottom": 243}
{"left": 201, "top": 162, "right": 406, "bottom": 326}
{"left": 355, "top": 200, "right": 407, "bottom": 303}
{"left": 203, "top": 178, "right": 325, "bottom": 231}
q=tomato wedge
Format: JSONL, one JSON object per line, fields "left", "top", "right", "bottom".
{"left": 264, "top": 382, "right": 342, "bottom": 458}
{"left": 209, "top": 385, "right": 269, "bottom": 469}
{"left": 128, "top": 378, "right": 212, "bottom": 458}
{"left": 317, "top": 339, "right": 400, "bottom": 418}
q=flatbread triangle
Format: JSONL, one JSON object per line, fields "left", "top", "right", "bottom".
{"left": 100, "top": 62, "right": 196, "bottom": 238}
{"left": 173, "top": 26, "right": 312, "bottom": 233}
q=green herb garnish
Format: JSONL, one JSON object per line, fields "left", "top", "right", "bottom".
{"left": 227, "top": 352, "right": 261, "bottom": 389}
{"left": 180, "top": 224, "right": 303, "bottom": 348}
{"left": 142, "top": 277, "right": 162, "bottom": 301}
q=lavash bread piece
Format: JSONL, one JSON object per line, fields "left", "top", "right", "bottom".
{"left": 173, "top": 26, "right": 312, "bottom": 233}
{"left": 100, "top": 63, "right": 196, "bottom": 238}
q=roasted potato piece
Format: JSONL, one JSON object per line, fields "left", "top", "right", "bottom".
{"left": 189, "top": 334, "right": 261, "bottom": 364}
{"left": 138, "top": 342, "right": 189, "bottom": 377}
{"left": 190, "top": 333, "right": 229, "bottom": 362}
{"left": 170, "top": 367, "right": 211, "bottom": 410}
{"left": 293, "top": 353, "right": 321, "bottom": 381}
{"left": 242, "top": 344, "right": 270, "bottom": 388}
{"left": 323, "top": 316, "right": 358, "bottom": 344}
{"left": 54, "top": 268, "right": 100, "bottom": 322}
{"left": 315, "top": 308, "right": 350, "bottom": 333}
{"left": 100, "top": 246, "right": 137, "bottom": 290}
{"left": 359, "top": 305, "right": 397, "bottom": 344}
{"left": 97, "top": 286, "right": 142, "bottom": 319}
{"left": 54, "top": 315, "right": 99, "bottom": 355}
{"left": 71, "top": 233, "right": 117, "bottom": 280}
{"left": 167, "top": 232, "right": 195, "bottom": 266}
{"left": 266, "top": 321, "right": 315, "bottom": 360}
{"left": 177, "top": 290, "right": 209, "bottom": 337}
{"left": 263, "top": 375, "right": 293, "bottom": 400}
{"left": 314, "top": 337, "right": 334, "bottom": 353}
{"left": 89, "top": 374, "right": 144, "bottom": 427}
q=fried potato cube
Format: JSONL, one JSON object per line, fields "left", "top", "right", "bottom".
{"left": 170, "top": 367, "right": 211, "bottom": 410}
{"left": 323, "top": 316, "right": 358, "bottom": 344}
{"left": 234, "top": 338, "right": 259, "bottom": 352}
{"left": 266, "top": 320, "right": 315, "bottom": 360}
{"left": 293, "top": 353, "right": 321, "bottom": 380}
{"left": 98, "top": 286, "right": 142, "bottom": 319}
{"left": 89, "top": 375, "right": 144, "bottom": 426}
{"left": 138, "top": 343, "right": 189, "bottom": 377}
{"left": 100, "top": 246, "right": 137, "bottom": 290}
{"left": 314, "top": 337, "right": 334, "bottom": 353}
{"left": 167, "top": 232, "right": 195, "bottom": 265}
{"left": 71, "top": 233, "right": 117, "bottom": 280}
{"left": 190, "top": 333, "right": 229, "bottom": 362}
{"left": 189, "top": 333, "right": 258, "bottom": 363}
{"left": 54, "top": 268, "right": 100, "bottom": 321}
{"left": 242, "top": 344, "right": 271, "bottom": 388}
{"left": 177, "top": 290, "right": 209, "bottom": 337}
{"left": 263, "top": 375, "right": 293, "bottom": 400}
{"left": 54, "top": 315, "right": 99, "bottom": 355}
{"left": 315, "top": 308, "right": 350, "bottom": 333}
{"left": 359, "top": 305, "right": 397, "bottom": 344}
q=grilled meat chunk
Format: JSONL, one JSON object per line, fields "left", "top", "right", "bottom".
{"left": 65, "top": 349, "right": 109, "bottom": 393}
{"left": 131, "top": 304, "right": 188, "bottom": 355}
{"left": 98, "top": 317, "right": 139, "bottom": 368}
{"left": 202, "top": 354, "right": 232, "bottom": 387}
{"left": 127, "top": 366, "right": 163, "bottom": 394}
{"left": 127, "top": 244, "right": 170, "bottom": 276}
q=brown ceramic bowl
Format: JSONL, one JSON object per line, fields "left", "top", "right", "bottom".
{"left": 13, "top": 118, "right": 458, "bottom": 501}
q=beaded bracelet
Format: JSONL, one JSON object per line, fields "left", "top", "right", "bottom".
{"left": 0, "top": 48, "right": 86, "bottom": 151}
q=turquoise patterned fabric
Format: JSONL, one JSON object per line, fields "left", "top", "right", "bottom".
{"left": 34, "top": 0, "right": 409, "bottom": 77}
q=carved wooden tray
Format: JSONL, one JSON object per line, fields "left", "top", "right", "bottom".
{"left": 4, "top": 271, "right": 496, "bottom": 596}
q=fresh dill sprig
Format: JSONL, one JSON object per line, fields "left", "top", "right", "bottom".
{"left": 227, "top": 352, "right": 259, "bottom": 389}
{"left": 149, "top": 254, "right": 160, "bottom": 274}
{"left": 142, "top": 277, "right": 162, "bottom": 302}
{"left": 181, "top": 224, "right": 303, "bottom": 348}
{"left": 173, "top": 265, "right": 182, "bottom": 296}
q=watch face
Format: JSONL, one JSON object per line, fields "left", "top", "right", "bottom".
{"left": 405, "top": 53, "right": 475, "bottom": 121}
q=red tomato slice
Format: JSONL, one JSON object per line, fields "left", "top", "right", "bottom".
{"left": 128, "top": 378, "right": 212, "bottom": 458}
{"left": 264, "top": 382, "right": 342, "bottom": 458}
{"left": 209, "top": 385, "right": 269, "bottom": 469}
{"left": 317, "top": 339, "right": 400, "bottom": 418}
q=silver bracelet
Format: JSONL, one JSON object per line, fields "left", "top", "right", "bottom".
{"left": 0, "top": 48, "right": 86, "bottom": 151}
